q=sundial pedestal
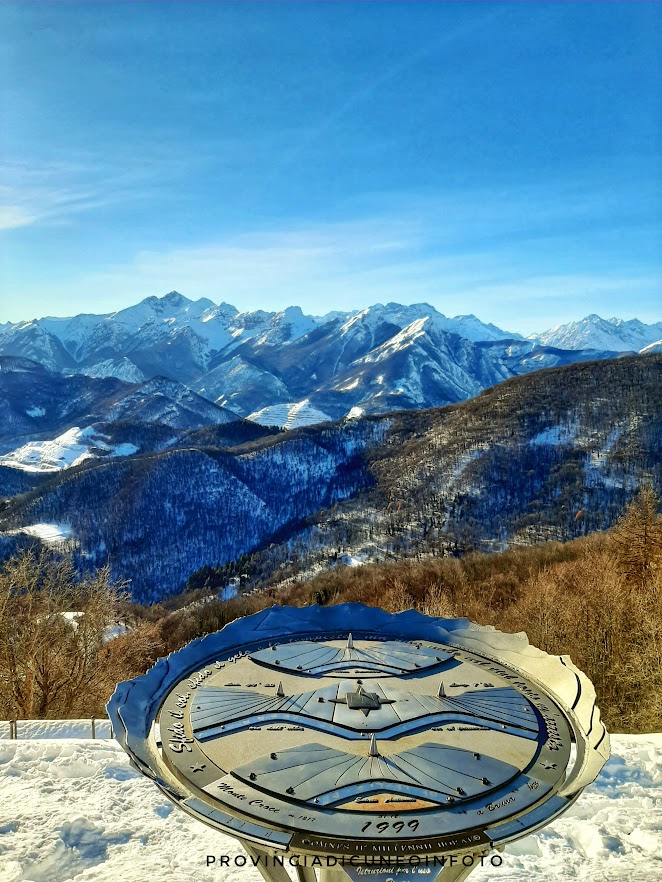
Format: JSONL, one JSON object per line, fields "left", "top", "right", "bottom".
{"left": 108, "top": 605, "right": 609, "bottom": 878}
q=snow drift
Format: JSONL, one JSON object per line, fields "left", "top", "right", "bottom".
{"left": 0, "top": 734, "right": 659, "bottom": 881}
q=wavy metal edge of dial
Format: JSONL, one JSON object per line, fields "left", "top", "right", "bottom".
{"left": 107, "top": 603, "right": 610, "bottom": 859}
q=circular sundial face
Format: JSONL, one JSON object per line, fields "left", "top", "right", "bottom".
{"left": 158, "top": 634, "right": 571, "bottom": 856}
{"left": 109, "top": 606, "right": 609, "bottom": 859}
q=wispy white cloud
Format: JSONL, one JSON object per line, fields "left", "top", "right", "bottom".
{"left": 10, "top": 212, "right": 659, "bottom": 333}
{"left": 0, "top": 205, "right": 37, "bottom": 232}
{"left": 2, "top": 163, "right": 658, "bottom": 330}
{"left": 73, "top": 218, "right": 420, "bottom": 303}
{"left": 0, "top": 160, "right": 134, "bottom": 230}
{"left": 0, "top": 149, "right": 204, "bottom": 231}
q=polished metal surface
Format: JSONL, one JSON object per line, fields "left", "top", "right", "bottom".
{"left": 108, "top": 604, "right": 610, "bottom": 861}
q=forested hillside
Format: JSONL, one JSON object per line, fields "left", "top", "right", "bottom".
{"left": 371, "top": 352, "right": 662, "bottom": 549}
{"left": 3, "top": 489, "right": 660, "bottom": 733}
{"left": 1, "top": 355, "right": 660, "bottom": 601}
{"left": 0, "top": 420, "right": 388, "bottom": 602}
{"left": 246, "top": 354, "right": 662, "bottom": 590}
{"left": 152, "top": 488, "right": 662, "bottom": 733}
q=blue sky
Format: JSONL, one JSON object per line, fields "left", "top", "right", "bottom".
{"left": 1, "top": 2, "right": 660, "bottom": 334}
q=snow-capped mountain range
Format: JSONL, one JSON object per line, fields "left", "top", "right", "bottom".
{"left": 1, "top": 293, "right": 658, "bottom": 427}
{"left": 531, "top": 314, "right": 662, "bottom": 352}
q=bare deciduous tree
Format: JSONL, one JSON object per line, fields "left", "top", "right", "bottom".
{"left": 0, "top": 549, "right": 127, "bottom": 719}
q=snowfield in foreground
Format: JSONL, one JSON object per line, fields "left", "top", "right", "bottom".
{"left": 0, "top": 735, "right": 660, "bottom": 882}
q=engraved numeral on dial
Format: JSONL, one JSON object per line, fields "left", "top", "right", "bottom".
{"left": 360, "top": 819, "right": 420, "bottom": 835}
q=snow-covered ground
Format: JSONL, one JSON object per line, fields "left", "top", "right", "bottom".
{"left": 0, "top": 426, "right": 138, "bottom": 473}
{"left": 0, "top": 734, "right": 660, "bottom": 882}
{"left": 15, "top": 523, "right": 73, "bottom": 544}
{"left": 248, "top": 400, "right": 332, "bottom": 429}
{"left": 0, "top": 719, "right": 112, "bottom": 740}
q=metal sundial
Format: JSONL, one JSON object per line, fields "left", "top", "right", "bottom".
{"left": 108, "top": 604, "right": 609, "bottom": 882}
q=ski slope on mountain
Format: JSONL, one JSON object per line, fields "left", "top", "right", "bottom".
{"left": 0, "top": 733, "right": 660, "bottom": 882}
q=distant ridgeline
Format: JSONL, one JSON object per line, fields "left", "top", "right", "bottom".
{"left": 3, "top": 294, "right": 658, "bottom": 428}
{"left": 0, "top": 354, "right": 660, "bottom": 603}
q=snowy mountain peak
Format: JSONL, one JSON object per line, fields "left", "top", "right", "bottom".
{"left": 112, "top": 291, "right": 219, "bottom": 329}
{"left": 0, "top": 425, "right": 138, "bottom": 473}
{"left": 340, "top": 307, "right": 374, "bottom": 333}
{"left": 203, "top": 301, "right": 239, "bottom": 320}
{"left": 359, "top": 316, "right": 432, "bottom": 364}
{"left": 338, "top": 303, "right": 433, "bottom": 337}
{"left": 158, "top": 290, "right": 189, "bottom": 307}
{"left": 532, "top": 315, "right": 662, "bottom": 352}
{"left": 185, "top": 296, "right": 216, "bottom": 312}
{"left": 277, "top": 305, "right": 307, "bottom": 322}
{"left": 435, "top": 313, "right": 521, "bottom": 342}
{"left": 337, "top": 302, "right": 520, "bottom": 343}
{"left": 68, "top": 357, "right": 145, "bottom": 384}
{"left": 388, "top": 316, "right": 430, "bottom": 346}
{"left": 257, "top": 306, "right": 318, "bottom": 345}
